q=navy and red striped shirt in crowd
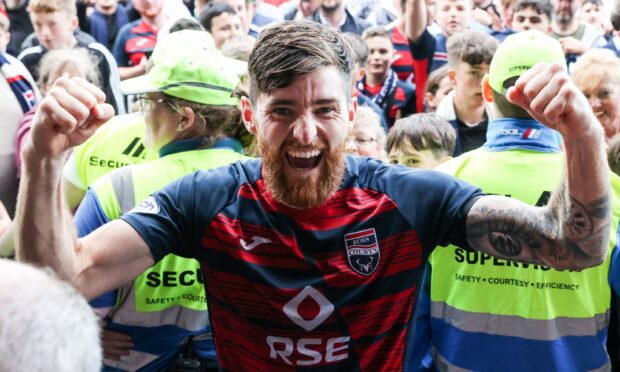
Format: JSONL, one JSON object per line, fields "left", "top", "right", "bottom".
{"left": 122, "top": 156, "right": 482, "bottom": 370}
{"left": 359, "top": 79, "right": 416, "bottom": 127}
{"left": 112, "top": 19, "right": 157, "bottom": 67}
{"left": 387, "top": 26, "right": 439, "bottom": 113}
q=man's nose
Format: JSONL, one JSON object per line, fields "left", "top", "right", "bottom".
{"left": 293, "top": 112, "right": 318, "bottom": 145}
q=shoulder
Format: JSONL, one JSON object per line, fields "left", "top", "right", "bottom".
{"left": 345, "top": 155, "right": 465, "bottom": 195}
{"left": 17, "top": 46, "right": 43, "bottom": 62}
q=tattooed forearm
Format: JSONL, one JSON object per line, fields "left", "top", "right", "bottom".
{"left": 466, "top": 192, "right": 611, "bottom": 270}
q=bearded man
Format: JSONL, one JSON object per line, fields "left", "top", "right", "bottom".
{"left": 16, "top": 21, "right": 611, "bottom": 370}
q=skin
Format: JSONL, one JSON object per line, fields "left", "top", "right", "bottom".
{"left": 221, "top": 0, "right": 252, "bottom": 33}
{"left": 578, "top": 80, "right": 620, "bottom": 141}
{"left": 388, "top": 142, "right": 449, "bottom": 169}
{"left": 449, "top": 62, "right": 489, "bottom": 124}
{"left": 15, "top": 61, "right": 609, "bottom": 309}
{"left": 241, "top": 67, "right": 355, "bottom": 190}
{"left": 364, "top": 36, "right": 394, "bottom": 86}
{"left": 95, "top": 0, "right": 118, "bottom": 15}
{"left": 435, "top": 0, "right": 472, "bottom": 36}
{"left": 299, "top": 0, "right": 320, "bottom": 17}
{"left": 344, "top": 124, "right": 384, "bottom": 159}
{"left": 511, "top": 7, "right": 552, "bottom": 33}
{"left": 0, "top": 24, "right": 10, "bottom": 53}
{"left": 30, "top": 11, "right": 78, "bottom": 50}
{"left": 580, "top": 2, "right": 603, "bottom": 26}
{"left": 424, "top": 76, "right": 453, "bottom": 111}
{"left": 209, "top": 12, "right": 243, "bottom": 49}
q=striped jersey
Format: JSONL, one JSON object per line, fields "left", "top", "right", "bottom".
{"left": 122, "top": 156, "right": 482, "bottom": 370}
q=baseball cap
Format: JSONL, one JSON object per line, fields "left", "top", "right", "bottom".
{"left": 121, "top": 30, "right": 246, "bottom": 106}
{"left": 488, "top": 30, "right": 566, "bottom": 94}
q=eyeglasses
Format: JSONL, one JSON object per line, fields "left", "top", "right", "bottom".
{"left": 137, "top": 95, "right": 177, "bottom": 112}
{"left": 350, "top": 137, "right": 377, "bottom": 145}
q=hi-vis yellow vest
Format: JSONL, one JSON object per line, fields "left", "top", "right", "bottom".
{"left": 92, "top": 147, "right": 246, "bottom": 370}
{"left": 424, "top": 148, "right": 620, "bottom": 371}
{"left": 72, "top": 114, "right": 157, "bottom": 189}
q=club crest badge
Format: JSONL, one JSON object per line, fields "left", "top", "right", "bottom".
{"left": 344, "top": 228, "right": 380, "bottom": 276}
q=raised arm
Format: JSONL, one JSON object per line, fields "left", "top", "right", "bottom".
{"left": 404, "top": 0, "right": 427, "bottom": 42}
{"left": 15, "top": 77, "right": 154, "bottom": 299}
{"left": 466, "top": 63, "right": 611, "bottom": 270}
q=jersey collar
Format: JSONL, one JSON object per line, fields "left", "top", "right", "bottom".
{"left": 159, "top": 137, "right": 241, "bottom": 158}
{"left": 483, "top": 118, "right": 562, "bottom": 153}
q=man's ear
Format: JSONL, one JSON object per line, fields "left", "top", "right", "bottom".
{"left": 348, "top": 96, "right": 358, "bottom": 129}
{"left": 241, "top": 96, "right": 257, "bottom": 134}
{"left": 177, "top": 106, "right": 196, "bottom": 132}
{"left": 70, "top": 15, "right": 79, "bottom": 31}
{"left": 482, "top": 74, "right": 494, "bottom": 103}
{"left": 448, "top": 68, "right": 457, "bottom": 84}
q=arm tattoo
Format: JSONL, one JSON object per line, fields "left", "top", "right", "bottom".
{"left": 468, "top": 192, "right": 611, "bottom": 266}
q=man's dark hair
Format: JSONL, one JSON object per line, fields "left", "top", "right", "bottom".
{"left": 447, "top": 29, "right": 498, "bottom": 68}
{"left": 169, "top": 17, "right": 205, "bottom": 33}
{"left": 343, "top": 32, "right": 368, "bottom": 67}
{"left": 425, "top": 65, "right": 450, "bottom": 95}
{"left": 611, "top": 1, "right": 620, "bottom": 31}
{"left": 361, "top": 26, "right": 390, "bottom": 41}
{"left": 491, "top": 76, "right": 531, "bottom": 118}
{"left": 248, "top": 21, "right": 354, "bottom": 102}
{"left": 199, "top": 2, "right": 237, "bottom": 32}
{"left": 387, "top": 113, "right": 456, "bottom": 158}
{"left": 512, "top": 0, "right": 553, "bottom": 21}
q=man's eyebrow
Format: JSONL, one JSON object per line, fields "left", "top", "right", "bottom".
{"left": 313, "top": 98, "right": 340, "bottom": 105}
{"left": 266, "top": 99, "right": 296, "bottom": 106}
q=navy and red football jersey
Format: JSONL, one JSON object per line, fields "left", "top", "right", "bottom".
{"left": 112, "top": 19, "right": 157, "bottom": 67}
{"left": 122, "top": 156, "right": 482, "bottom": 370}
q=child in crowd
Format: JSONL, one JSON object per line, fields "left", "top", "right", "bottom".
{"left": 199, "top": 2, "right": 243, "bottom": 49}
{"left": 436, "top": 29, "right": 497, "bottom": 155}
{"left": 423, "top": 65, "right": 452, "bottom": 112}
{"left": 344, "top": 106, "right": 388, "bottom": 160}
{"left": 387, "top": 113, "right": 455, "bottom": 169}
{"left": 357, "top": 26, "right": 415, "bottom": 127}
{"left": 18, "top": 0, "right": 124, "bottom": 113}
{"left": 510, "top": 0, "right": 553, "bottom": 33}
{"left": 343, "top": 32, "right": 389, "bottom": 130}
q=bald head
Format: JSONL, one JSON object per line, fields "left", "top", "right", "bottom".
{"left": 0, "top": 260, "right": 101, "bottom": 371}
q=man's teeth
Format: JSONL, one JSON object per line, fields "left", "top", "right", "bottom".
{"left": 288, "top": 149, "right": 322, "bottom": 158}
{"left": 594, "top": 111, "right": 605, "bottom": 117}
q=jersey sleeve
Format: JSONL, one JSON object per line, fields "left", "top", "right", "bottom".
{"left": 365, "top": 163, "right": 484, "bottom": 251}
{"left": 74, "top": 189, "right": 111, "bottom": 237}
{"left": 121, "top": 173, "right": 199, "bottom": 262}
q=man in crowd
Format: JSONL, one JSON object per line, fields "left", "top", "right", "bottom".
{"left": 17, "top": 21, "right": 611, "bottom": 369}
{"left": 551, "top": 0, "right": 606, "bottom": 67}
{"left": 308, "top": 0, "right": 370, "bottom": 35}
{"left": 411, "top": 29, "right": 620, "bottom": 371}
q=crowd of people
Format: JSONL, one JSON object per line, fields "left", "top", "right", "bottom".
{"left": 1, "top": 0, "right": 620, "bottom": 370}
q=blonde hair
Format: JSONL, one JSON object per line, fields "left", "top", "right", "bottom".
{"left": 354, "top": 106, "right": 387, "bottom": 150}
{"left": 38, "top": 49, "right": 101, "bottom": 90}
{"left": 572, "top": 49, "right": 620, "bottom": 92}
{"left": 27, "top": 0, "right": 77, "bottom": 16}
{"left": 0, "top": 12, "right": 9, "bottom": 32}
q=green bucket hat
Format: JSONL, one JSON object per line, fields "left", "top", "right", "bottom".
{"left": 121, "top": 30, "right": 246, "bottom": 106}
{"left": 488, "top": 30, "right": 566, "bottom": 94}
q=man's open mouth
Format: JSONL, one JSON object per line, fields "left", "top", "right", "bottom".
{"left": 285, "top": 149, "right": 323, "bottom": 169}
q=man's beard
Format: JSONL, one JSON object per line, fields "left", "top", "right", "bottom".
{"left": 260, "top": 140, "right": 346, "bottom": 209}
{"left": 321, "top": 0, "right": 342, "bottom": 14}
{"left": 555, "top": 11, "right": 573, "bottom": 24}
